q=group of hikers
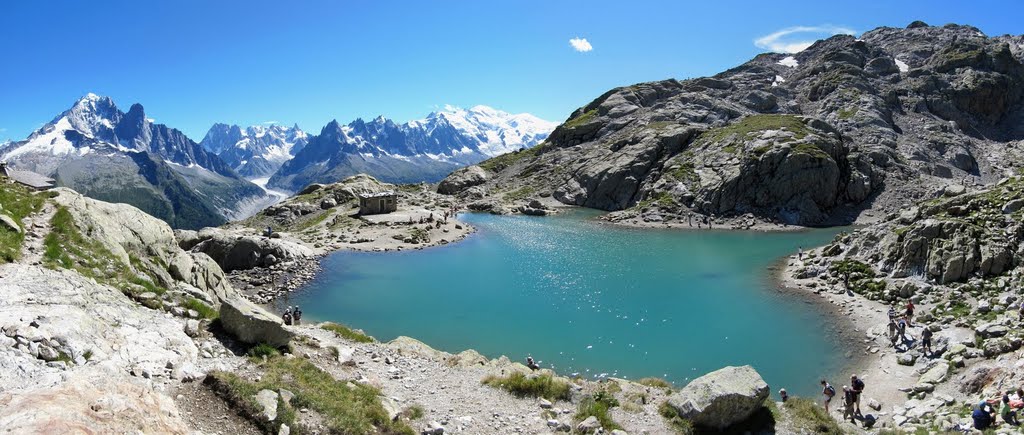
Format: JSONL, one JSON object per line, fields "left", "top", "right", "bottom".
{"left": 887, "top": 301, "right": 926, "bottom": 352}
{"left": 973, "top": 389, "right": 1024, "bottom": 430}
{"left": 282, "top": 305, "right": 302, "bottom": 325}
{"left": 819, "top": 375, "right": 872, "bottom": 427}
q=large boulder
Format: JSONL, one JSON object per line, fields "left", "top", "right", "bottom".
{"left": 437, "top": 165, "right": 489, "bottom": 195}
{"left": 219, "top": 297, "right": 294, "bottom": 347}
{"left": 186, "top": 228, "right": 313, "bottom": 272}
{"left": 665, "top": 365, "right": 770, "bottom": 430}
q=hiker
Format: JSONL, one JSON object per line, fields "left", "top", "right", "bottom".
{"left": 887, "top": 305, "right": 897, "bottom": 322}
{"left": 1003, "top": 393, "right": 1020, "bottom": 425}
{"left": 779, "top": 388, "right": 789, "bottom": 403}
{"left": 905, "top": 300, "right": 915, "bottom": 327}
{"left": 821, "top": 379, "right": 836, "bottom": 413}
{"left": 888, "top": 319, "right": 899, "bottom": 348}
{"left": 264, "top": 226, "right": 274, "bottom": 237}
{"left": 282, "top": 307, "right": 293, "bottom": 326}
{"left": 798, "top": 247, "right": 803, "bottom": 260}
{"left": 921, "top": 326, "right": 933, "bottom": 356}
{"left": 526, "top": 356, "right": 540, "bottom": 371}
{"left": 897, "top": 317, "right": 909, "bottom": 344}
{"left": 850, "top": 375, "right": 865, "bottom": 415}
{"left": 293, "top": 306, "right": 302, "bottom": 325}
{"left": 974, "top": 401, "right": 995, "bottom": 430}
{"left": 842, "top": 386, "right": 857, "bottom": 424}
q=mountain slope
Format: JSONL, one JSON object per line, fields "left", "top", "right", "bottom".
{"left": 267, "top": 105, "right": 556, "bottom": 192}
{"left": 0, "top": 94, "right": 267, "bottom": 229}
{"left": 450, "top": 22, "right": 1024, "bottom": 226}
{"left": 200, "top": 123, "right": 308, "bottom": 178}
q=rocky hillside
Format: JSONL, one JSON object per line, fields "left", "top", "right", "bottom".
{"left": 442, "top": 22, "right": 1024, "bottom": 227}
{"left": 0, "top": 94, "right": 268, "bottom": 229}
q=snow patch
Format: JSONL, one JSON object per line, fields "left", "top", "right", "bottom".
{"left": 777, "top": 56, "right": 799, "bottom": 68}
{"left": 771, "top": 75, "right": 786, "bottom": 87}
{"left": 895, "top": 58, "right": 909, "bottom": 73}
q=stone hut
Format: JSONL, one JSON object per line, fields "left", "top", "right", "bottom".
{"left": 0, "top": 162, "right": 55, "bottom": 190}
{"left": 358, "top": 191, "right": 398, "bottom": 215}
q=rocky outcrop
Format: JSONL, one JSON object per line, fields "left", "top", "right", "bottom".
{"left": 52, "top": 188, "right": 234, "bottom": 306}
{"left": 180, "top": 227, "right": 314, "bottom": 272}
{"left": 665, "top": 365, "right": 770, "bottom": 430}
{"left": 466, "top": 23, "right": 1024, "bottom": 226}
{"left": 437, "top": 165, "right": 489, "bottom": 195}
{"left": 0, "top": 264, "right": 196, "bottom": 433}
{"left": 218, "top": 297, "right": 294, "bottom": 347}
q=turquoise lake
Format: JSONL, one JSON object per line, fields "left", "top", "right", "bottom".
{"left": 283, "top": 209, "right": 849, "bottom": 397}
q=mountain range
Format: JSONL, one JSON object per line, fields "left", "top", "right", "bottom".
{"left": 0, "top": 94, "right": 267, "bottom": 229}
{"left": 1, "top": 96, "right": 556, "bottom": 228}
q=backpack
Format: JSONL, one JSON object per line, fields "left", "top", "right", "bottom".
{"left": 825, "top": 385, "right": 836, "bottom": 397}
{"left": 853, "top": 379, "right": 865, "bottom": 392}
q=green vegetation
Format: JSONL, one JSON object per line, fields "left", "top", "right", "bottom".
{"left": 245, "top": 343, "right": 280, "bottom": 359}
{"left": 402, "top": 405, "right": 424, "bottom": 420}
{"left": 666, "top": 160, "right": 698, "bottom": 186}
{"left": 43, "top": 206, "right": 168, "bottom": 304}
{"left": 407, "top": 227, "right": 430, "bottom": 244}
{"left": 321, "top": 322, "right": 375, "bottom": 343}
{"left": 208, "top": 357, "right": 414, "bottom": 434}
{"left": 637, "top": 377, "right": 674, "bottom": 391}
{"left": 783, "top": 397, "right": 843, "bottom": 434}
{"left": 837, "top": 107, "right": 859, "bottom": 120}
{"left": 564, "top": 109, "right": 599, "bottom": 129}
{"left": 296, "top": 210, "right": 333, "bottom": 231}
{"left": 830, "top": 259, "right": 875, "bottom": 279}
{"left": 575, "top": 389, "right": 622, "bottom": 431}
{"left": 481, "top": 372, "right": 571, "bottom": 401}
{"left": 0, "top": 182, "right": 47, "bottom": 263}
{"left": 658, "top": 401, "right": 695, "bottom": 434}
{"left": 478, "top": 145, "right": 540, "bottom": 172}
{"left": 504, "top": 185, "right": 537, "bottom": 201}
{"left": 636, "top": 191, "right": 676, "bottom": 210}
{"left": 183, "top": 297, "right": 218, "bottom": 320}
{"left": 698, "top": 114, "right": 810, "bottom": 145}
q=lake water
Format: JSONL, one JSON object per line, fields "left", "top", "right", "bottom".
{"left": 283, "top": 209, "right": 849, "bottom": 397}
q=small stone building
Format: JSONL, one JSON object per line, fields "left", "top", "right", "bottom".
{"left": 358, "top": 191, "right": 398, "bottom": 215}
{"left": 0, "top": 162, "right": 55, "bottom": 190}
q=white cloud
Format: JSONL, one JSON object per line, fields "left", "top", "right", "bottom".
{"left": 569, "top": 37, "right": 593, "bottom": 53}
{"left": 261, "top": 120, "right": 279, "bottom": 125}
{"left": 754, "top": 25, "right": 856, "bottom": 53}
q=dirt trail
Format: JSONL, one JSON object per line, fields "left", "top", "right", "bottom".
{"left": 19, "top": 201, "right": 56, "bottom": 266}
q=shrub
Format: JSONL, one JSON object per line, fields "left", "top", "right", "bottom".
{"left": 183, "top": 297, "right": 218, "bottom": 319}
{"left": 246, "top": 343, "right": 280, "bottom": 359}
{"left": 482, "top": 372, "right": 571, "bottom": 401}
{"left": 575, "top": 389, "right": 622, "bottom": 430}
{"left": 637, "top": 377, "right": 674, "bottom": 391}
{"left": 321, "top": 322, "right": 375, "bottom": 343}
{"left": 658, "top": 401, "right": 695, "bottom": 434}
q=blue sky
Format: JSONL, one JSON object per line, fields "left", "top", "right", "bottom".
{"left": 1, "top": 0, "right": 1021, "bottom": 141}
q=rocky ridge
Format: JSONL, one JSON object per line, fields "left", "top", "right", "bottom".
{"left": 440, "top": 22, "right": 1024, "bottom": 231}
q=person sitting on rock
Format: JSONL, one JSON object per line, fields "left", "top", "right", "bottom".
{"left": 921, "top": 327, "right": 933, "bottom": 356}
{"left": 1003, "top": 393, "right": 1020, "bottom": 426}
{"left": 293, "top": 306, "right": 302, "bottom": 325}
{"left": 282, "top": 309, "right": 292, "bottom": 326}
{"left": 779, "top": 388, "right": 789, "bottom": 403}
{"left": 526, "top": 356, "right": 540, "bottom": 371}
{"left": 974, "top": 401, "right": 995, "bottom": 430}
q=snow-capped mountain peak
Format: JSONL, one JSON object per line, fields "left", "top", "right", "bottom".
{"left": 199, "top": 122, "right": 308, "bottom": 178}
{"left": 423, "top": 104, "right": 558, "bottom": 156}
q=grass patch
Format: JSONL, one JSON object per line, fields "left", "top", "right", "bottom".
{"left": 482, "top": 372, "right": 571, "bottom": 401}
{"left": 208, "top": 357, "right": 413, "bottom": 434}
{"left": 564, "top": 109, "right": 599, "bottom": 129}
{"left": 246, "top": 343, "right": 281, "bottom": 359}
{"left": 698, "top": 114, "right": 810, "bottom": 145}
{"left": 321, "top": 322, "right": 375, "bottom": 343}
{"left": 402, "top": 405, "right": 424, "bottom": 420}
{"left": 837, "top": 107, "right": 858, "bottom": 120}
{"left": 659, "top": 401, "right": 695, "bottom": 434}
{"left": 183, "top": 297, "right": 218, "bottom": 319}
{"left": 575, "top": 389, "right": 622, "bottom": 431}
{"left": 783, "top": 397, "right": 842, "bottom": 434}
{"left": 478, "top": 146, "right": 540, "bottom": 173}
{"left": 504, "top": 185, "right": 537, "bottom": 201}
{"left": 637, "top": 377, "right": 674, "bottom": 391}
{"left": 0, "top": 182, "right": 47, "bottom": 263}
